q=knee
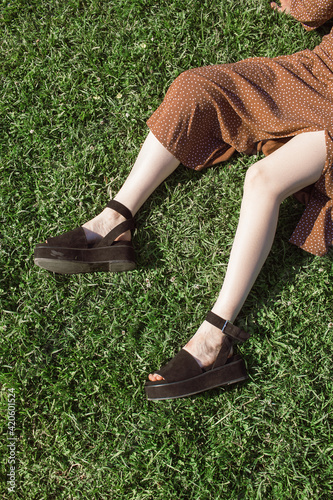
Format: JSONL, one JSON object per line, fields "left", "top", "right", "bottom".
{"left": 172, "top": 69, "right": 196, "bottom": 87}
{"left": 244, "top": 160, "right": 282, "bottom": 201}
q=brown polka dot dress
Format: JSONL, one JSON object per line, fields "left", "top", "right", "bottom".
{"left": 147, "top": 0, "right": 333, "bottom": 256}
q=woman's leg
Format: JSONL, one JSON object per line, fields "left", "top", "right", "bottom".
{"left": 82, "top": 132, "right": 180, "bottom": 243}
{"left": 149, "top": 130, "right": 326, "bottom": 381}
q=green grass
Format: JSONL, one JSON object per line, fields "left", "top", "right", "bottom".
{"left": 1, "top": 0, "right": 332, "bottom": 498}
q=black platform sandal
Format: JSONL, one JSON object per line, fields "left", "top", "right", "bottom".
{"left": 34, "top": 200, "right": 136, "bottom": 274}
{"left": 145, "top": 311, "right": 250, "bottom": 400}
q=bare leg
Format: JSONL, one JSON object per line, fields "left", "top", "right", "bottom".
{"left": 149, "top": 130, "right": 326, "bottom": 381}
{"left": 82, "top": 132, "right": 180, "bottom": 243}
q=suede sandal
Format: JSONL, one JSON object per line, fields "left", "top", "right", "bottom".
{"left": 145, "top": 311, "right": 250, "bottom": 400}
{"left": 34, "top": 200, "right": 136, "bottom": 274}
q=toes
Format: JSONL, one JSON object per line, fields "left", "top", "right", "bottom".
{"left": 148, "top": 373, "right": 165, "bottom": 382}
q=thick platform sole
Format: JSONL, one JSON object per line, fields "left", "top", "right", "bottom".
{"left": 34, "top": 257, "right": 136, "bottom": 274}
{"left": 34, "top": 242, "right": 136, "bottom": 275}
{"left": 145, "top": 356, "right": 248, "bottom": 401}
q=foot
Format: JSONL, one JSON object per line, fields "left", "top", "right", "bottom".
{"left": 148, "top": 320, "right": 233, "bottom": 382}
{"left": 82, "top": 206, "right": 131, "bottom": 244}
{"left": 46, "top": 206, "right": 132, "bottom": 245}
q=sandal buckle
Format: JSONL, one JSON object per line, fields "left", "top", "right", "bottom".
{"left": 221, "top": 319, "right": 228, "bottom": 334}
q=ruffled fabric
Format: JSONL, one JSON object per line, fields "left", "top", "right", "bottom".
{"left": 147, "top": 2, "right": 333, "bottom": 256}
{"left": 290, "top": 0, "right": 333, "bottom": 31}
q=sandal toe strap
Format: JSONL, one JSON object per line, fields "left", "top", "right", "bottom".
{"left": 47, "top": 227, "right": 88, "bottom": 248}
{"left": 155, "top": 349, "right": 203, "bottom": 383}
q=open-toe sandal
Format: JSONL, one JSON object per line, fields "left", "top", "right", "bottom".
{"left": 145, "top": 311, "right": 250, "bottom": 400}
{"left": 34, "top": 200, "right": 136, "bottom": 274}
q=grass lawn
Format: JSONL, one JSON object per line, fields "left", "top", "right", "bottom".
{"left": 1, "top": 0, "right": 332, "bottom": 498}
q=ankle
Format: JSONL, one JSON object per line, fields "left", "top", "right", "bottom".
{"left": 82, "top": 207, "right": 132, "bottom": 241}
{"left": 184, "top": 321, "right": 229, "bottom": 368}
{"left": 104, "top": 208, "right": 131, "bottom": 241}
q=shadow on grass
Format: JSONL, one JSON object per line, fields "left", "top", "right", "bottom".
{"left": 134, "top": 165, "right": 205, "bottom": 270}
{"left": 251, "top": 199, "right": 332, "bottom": 311}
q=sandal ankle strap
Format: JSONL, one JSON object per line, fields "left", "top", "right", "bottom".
{"left": 94, "top": 200, "right": 135, "bottom": 248}
{"left": 107, "top": 199, "right": 133, "bottom": 220}
{"left": 94, "top": 218, "right": 135, "bottom": 248}
{"left": 206, "top": 311, "right": 250, "bottom": 343}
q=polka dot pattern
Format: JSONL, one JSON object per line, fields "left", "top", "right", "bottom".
{"left": 290, "top": 0, "right": 333, "bottom": 31}
{"left": 147, "top": 1, "right": 333, "bottom": 256}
